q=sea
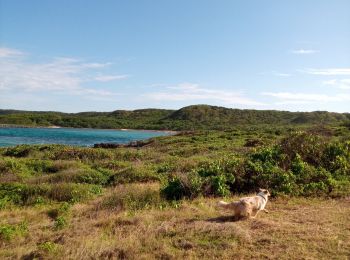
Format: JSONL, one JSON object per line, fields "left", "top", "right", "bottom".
{"left": 0, "top": 127, "right": 171, "bottom": 147}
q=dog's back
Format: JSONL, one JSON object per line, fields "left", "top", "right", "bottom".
{"left": 218, "top": 189, "right": 270, "bottom": 219}
{"left": 217, "top": 200, "right": 251, "bottom": 218}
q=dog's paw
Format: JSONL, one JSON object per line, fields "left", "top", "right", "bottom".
{"left": 264, "top": 209, "right": 269, "bottom": 213}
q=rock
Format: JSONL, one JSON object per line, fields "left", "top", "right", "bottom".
{"left": 93, "top": 139, "right": 154, "bottom": 148}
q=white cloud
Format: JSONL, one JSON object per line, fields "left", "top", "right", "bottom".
{"left": 301, "top": 68, "right": 350, "bottom": 76}
{"left": 94, "top": 75, "right": 129, "bottom": 82}
{"left": 145, "top": 83, "right": 264, "bottom": 106}
{"left": 322, "top": 79, "right": 350, "bottom": 89}
{"left": 274, "top": 73, "right": 291, "bottom": 77}
{"left": 291, "top": 49, "right": 319, "bottom": 55}
{"left": 322, "top": 79, "right": 337, "bottom": 85}
{"left": 259, "top": 71, "right": 291, "bottom": 77}
{"left": 0, "top": 47, "right": 124, "bottom": 96}
{"left": 80, "top": 62, "right": 111, "bottom": 69}
{"left": 262, "top": 92, "right": 350, "bottom": 103}
{"left": 0, "top": 47, "right": 24, "bottom": 58}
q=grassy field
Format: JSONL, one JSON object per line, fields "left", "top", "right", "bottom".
{"left": 0, "top": 125, "right": 350, "bottom": 259}
{"left": 1, "top": 188, "right": 349, "bottom": 259}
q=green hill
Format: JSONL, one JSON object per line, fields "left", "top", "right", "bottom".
{"left": 0, "top": 105, "right": 349, "bottom": 130}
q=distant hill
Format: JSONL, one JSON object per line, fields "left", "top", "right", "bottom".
{"left": 0, "top": 105, "right": 349, "bottom": 130}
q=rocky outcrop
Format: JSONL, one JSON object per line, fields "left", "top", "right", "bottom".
{"left": 93, "top": 139, "right": 154, "bottom": 148}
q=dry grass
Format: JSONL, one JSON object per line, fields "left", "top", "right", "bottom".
{"left": 0, "top": 184, "right": 349, "bottom": 259}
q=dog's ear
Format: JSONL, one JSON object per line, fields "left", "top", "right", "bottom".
{"left": 259, "top": 188, "right": 264, "bottom": 192}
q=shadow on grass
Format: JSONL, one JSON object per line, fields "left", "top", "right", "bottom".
{"left": 206, "top": 215, "right": 242, "bottom": 223}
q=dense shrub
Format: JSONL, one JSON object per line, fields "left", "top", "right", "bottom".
{"left": 74, "top": 168, "right": 111, "bottom": 185}
{"left": 0, "top": 183, "right": 26, "bottom": 205}
{"left": 322, "top": 141, "right": 350, "bottom": 175}
{"left": 197, "top": 159, "right": 238, "bottom": 196}
{"left": 161, "top": 174, "right": 199, "bottom": 200}
{"left": 162, "top": 158, "right": 240, "bottom": 199}
{"left": 0, "top": 158, "right": 59, "bottom": 181}
{"left": 107, "top": 167, "right": 160, "bottom": 185}
{"left": 1, "top": 129, "right": 350, "bottom": 205}
{"left": 278, "top": 132, "right": 327, "bottom": 169}
{"left": 237, "top": 132, "right": 348, "bottom": 196}
{"left": 162, "top": 132, "right": 350, "bottom": 199}
{"left": 0, "top": 158, "right": 27, "bottom": 180}
{"left": 3, "top": 145, "right": 32, "bottom": 157}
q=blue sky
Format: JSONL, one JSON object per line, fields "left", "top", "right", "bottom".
{"left": 0, "top": 0, "right": 349, "bottom": 112}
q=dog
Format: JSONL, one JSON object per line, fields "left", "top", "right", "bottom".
{"left": 217, "top": 189, "right": 271, "bottom": 219}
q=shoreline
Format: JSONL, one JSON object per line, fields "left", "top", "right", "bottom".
{"left": 0, "top": 124, "right": 178, "bottom": 134}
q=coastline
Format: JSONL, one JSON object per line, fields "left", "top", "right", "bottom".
{"left": 0, "top": 124, "right": 178, "bottom": 134}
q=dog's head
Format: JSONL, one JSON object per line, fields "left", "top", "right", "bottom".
{"left": 258, "top": 188, "right": 271, "bottom": 197}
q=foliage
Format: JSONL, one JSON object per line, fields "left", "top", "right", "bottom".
{"left": 162, "top": 158, "right": 240, "bottom": 199}
{"left": 162, "top": 131, "right": 350, "bottom": 198}
{"left": 1, "top": 104, "right": 349, "bottom": 130}
{"left": 107, "top": 166, "right": 160, "bottom": 185}
{"left": 0, "top": 182, "right": 102, "bottom": 205}
{"left": 0, "top": 126, "right": 350, "bottom": 206}
{"left": 0, "top": 221, "right": 28, "bottom": 241}
{"left": 38, "top": 241, "right": 60, "bottom": 253}
{"left": 0, "top": 114, "right": 350, "bottom": 259}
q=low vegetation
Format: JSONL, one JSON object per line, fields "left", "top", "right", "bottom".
{"left": 0, "top": 123, "right": 350, "bottom": 258}
{"left": 1, "top": 104, "right": 350, "bottom": 130}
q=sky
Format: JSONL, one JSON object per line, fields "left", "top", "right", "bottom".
{"left": 0, "top": 0, "right": 350, "bottom": 113}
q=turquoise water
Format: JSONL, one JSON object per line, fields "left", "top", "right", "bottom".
{"left": 0, "top": 127, "right": 170, "bottom": 147}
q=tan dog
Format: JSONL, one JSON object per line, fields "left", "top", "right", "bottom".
{"left": 217, "top": 189, "right": 271, "bottom": 219}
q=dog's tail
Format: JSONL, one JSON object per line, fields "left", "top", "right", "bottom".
{"left": 217, "top": 200, "right": 231, "bottom": 209}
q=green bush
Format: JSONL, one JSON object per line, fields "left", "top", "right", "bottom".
{"left": 75, "top": 168, "right": 111, "bottom": 185}
{"left": 243, "top": 159, "right": 297, "bottom": 195}
{"left": 322, "top": 141, "right": 350, "bottom": 175}
{"left": 0, "top": 183, "right": 28, "bottom": 205}
{"left": 0, "top": 158, "right": 57, "bottom": 180}
{"left": 197, "top": 159, "right": 237, "bottom": 196}
{"left": 34, "top": 166, "right": 112, "bottom": 185}
{"left": 278, "top": 131, "right": 326, "bottom": 169}
{"left": 38, "top": 241, "right": 60, "bottom": 253}
{"left": 235, "top": 133, "right": 348, "bottom": 197}
{"left": 54, "top": 216, "right": 67, "bottom": 230}
{"left": 107, "top": 167, "right": 160, "bottom": 185}
{"left": 0, "top": 158, "right": 39, "bottom": 181}
{"left": 0, "top": 221, "right": 28, "bottom": 241}
{"left": 162, "top": 158, "right": 239, "bottom": 199}
{"left": 161, "top": 176, "right": 191, "bottom": 200}
{"left": 25, "top": 159, "right": 57, "bottom": 174}
{"left": 3, "top": 145, "right": 32, "bottom": 157}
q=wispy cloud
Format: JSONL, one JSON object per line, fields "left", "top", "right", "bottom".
{"left": 0, "top": 47, "right": 24, "bottom": 58}
{"left": 94, "top": 75, "right": 129, "bottom": 82}
{"left": 259, "top": 71, "right": 291, "bottom": 77}
{"left": 291, "top": 49, "right": 319, "bottom": 55}
{"left": 262, "top": 92, "right": 350, "bottom": 104}
{"left": 322, "top": 79, "right": 350, "bottom": 90}
{"left": 274, "top": 73, "right": 291, "bottom": 77}
{"left": 301, "top": 68, "right": 350, "bottom": 76}
{"left": 145, "top": 83, "right": 264, "bottom": 106}
{"left": 0, "top": 47, "right": 125, "bottom": 96}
